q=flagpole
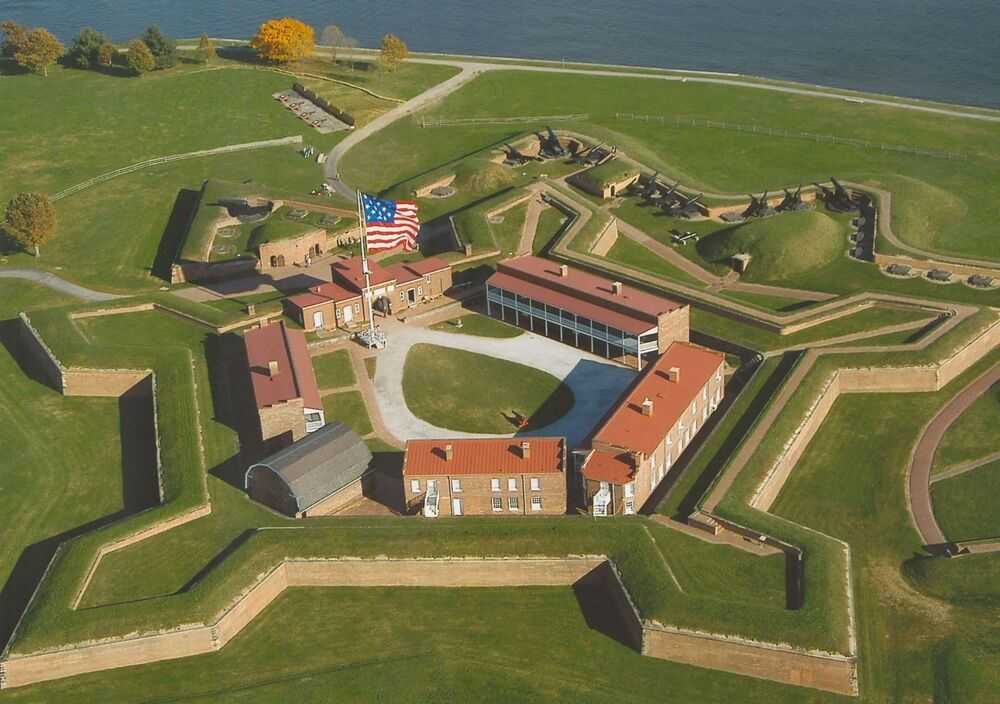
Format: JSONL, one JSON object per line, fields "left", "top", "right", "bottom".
{"left": 357, "top": 191, "right": 376, "bottom": 347}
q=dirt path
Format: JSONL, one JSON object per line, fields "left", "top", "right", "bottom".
{"left": 907, "top": 362, "right": 1000, "bottom": 546}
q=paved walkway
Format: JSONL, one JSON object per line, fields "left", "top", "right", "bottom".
{"left": 370, "top": 322, "right": 636, "bottom": 448}
{"left": 931, "top": 451, "right": 1000, "bottom": 484}
{"left": 0, "top": 268, "right": 122, "bottom": 301}
{"left": 907, "top": 362, "right": 1000, "bottom": 546}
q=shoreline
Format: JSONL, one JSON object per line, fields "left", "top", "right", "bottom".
{"left": 192, "top": 37, "right": 1000, "bottom": 117}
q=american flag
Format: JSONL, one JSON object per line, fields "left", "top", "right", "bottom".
{"left": 361, "top": 193, "right": 420, "bottom": 252}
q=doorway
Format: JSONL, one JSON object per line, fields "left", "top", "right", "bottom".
{"left": 451, "top": 498, "right": 463, "bottom": 516}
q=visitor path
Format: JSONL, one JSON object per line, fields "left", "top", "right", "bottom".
{"left": 0, "top": 269, "right": 121, "bottom": 302}
{"left": 907, "top": 361, "right": 1000, "bottom": 547}
{"left": 930, "top": 451, "right": 1000, "bottom": 484}
{"left": 370, "top": 320, "right": 636, "bottom": 448}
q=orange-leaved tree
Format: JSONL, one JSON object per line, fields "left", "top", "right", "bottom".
{"left": 250, "top": 18, "right": 315, "bottom": 63}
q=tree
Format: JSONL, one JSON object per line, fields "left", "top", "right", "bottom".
{"left": 67, "top": 26, "right": 108, "bottom": 69}
{"left": 250, "top": 18, "right": 315, "bottom": 63}
{"left": 378, "top": 33, "right": 408, "bottom": 73}
{"left": 96, "top": 42, "right": 116, "bottom": 68}
{"left": 126, "top": 38, "right": 155, "bottom": 75}
{"left": 140, "top": 25, "right": 177, "bottom": 69}
{"left": 4, "top": 193, "right": 56, "bottom": 257}
{"left": 14, "top": 28, "right": 64, "bottom": 77}
{"left": 1, "top": 19, "right": 28, "bottom": 58}
{"left": 320, "top": 25, "right": 358, "bottom": 65}
{"left": 195, "top": 33, "right": 215, "bottom": 63}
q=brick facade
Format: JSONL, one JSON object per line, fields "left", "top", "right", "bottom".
{"left": 404, "top": 470, "right": 567, "bottom": 517}
{"left": 258, "top": 229, "right": 327, "bottom": 271}
{"left": 257, "top": 398, "right": 306, "bottom": 444}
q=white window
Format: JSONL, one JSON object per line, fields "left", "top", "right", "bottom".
{"left": 418, "top": 286, "right": 424, "bottom": 296}
{"left": 715, "top": 370, "right": 722, "bottom": 383}
{"left": 399, "top": 291, "right": 406, "bottom": 301}
{"left": 508, "top": 478, "right": 517, "bottom": 491}
{"left": 508, "top": 496, "right": 520, "bottom": 512}
{"left": 451, "top": 478, "right": 462, "bottom": 493}
{"left": 666, "top": 435, "right": 673, "bottom": 447}
{"left": 531, "top": 496, "right": 543, "bottom": 512}
{"left": 530, "top": 477, "right": 541, "bottom": 491}
{"left": 490, "top": 478, "right": 501, "bottom": 492}
{"left": 624, "top": 482, "right": 635, "bottom": 498}
{"left": 427, "top": 479, "right": 437, "bottom": 492}
{"left": 703, "top": 406, "right": 708, "bottom": 421}
{"left": 353, "top": 303, "right": 361, "bottom": 313}
{"left": 702, "top": 387, "right": 708, "bottom": 401}
{"left": 491, "top": 496, "right": 503, "bottom": 512}
{"left": 666, "top": 452, "right": 672, "bottom": 468}
{"left": 690, "top": 402, "right": 697, "bottom": 417}
{"left": 410, "top": 479, "right": 421, "bottom": 494}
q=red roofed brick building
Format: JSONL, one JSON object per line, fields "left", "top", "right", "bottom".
{"left": 485, "top": 255, "right": 688, "bottom": 368}
{"left": 580, "top": 341, "right": 725, "bottom": 516}
{"left": 403, "top": 438, "right": 568, "bottom": 517}
{"left": 244, "top": 321, "right": 325, "bottom": 445}
{"left": 285, "top": 256, "right": 453, "bottom": 332}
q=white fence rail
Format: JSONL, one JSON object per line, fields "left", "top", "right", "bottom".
{"left": 615, "top": 113, "right": 966, "bottom": 160}
{"left": 51, "top": 135, "right": 304, "bottom": 202}
{"left": 421, "top": 114, "right": 588, "bottom": 128}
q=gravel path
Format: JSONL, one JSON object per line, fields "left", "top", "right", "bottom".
{"left": 371, "top": 323, "right": 636, "bottom": 448}
{"left": 0, "top": 269, "right": 122, "bottom": 302}
{"left": 907, "top": 362, "right": 1000, "bottom": 546}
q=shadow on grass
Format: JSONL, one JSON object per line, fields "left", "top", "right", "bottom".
{"left": 572, "top": 563, "right": 638, "bottom": 651}
{"left": 0, "top": 318, "right": 59, "bottom": 391}
{"left": 151, "top": 188, "right": 201, "bottom": 282}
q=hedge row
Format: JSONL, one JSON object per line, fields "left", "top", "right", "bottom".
{"left": 293, "top": 83, "right": 356, "bottom": 126}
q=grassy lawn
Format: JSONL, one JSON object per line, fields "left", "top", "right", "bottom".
{"left": 491, "top": 202, "right": 529, "bottom": 256}
{"left": 402, "top": 344, "right": 573, "bottom": 433}
{"left": 753, "top": 351, "right": 1000, "bottom": 702}
{"left": 340, "top": 69, "right": 1000, "bottom": 263}
{"left": 0, "top": 282, "right": 125, "bottom": 643}
{"left": 931, "top": 459, "right": 1000, "bottom": 541}
{"left": 7, "top": 582, "right": 828, "bottom": 704}
{"left": 933, "top": 381, "right": 1000, "bottom": 472}
{"left": 322, "top": 391, "right": 373, "bottom": 436}
{"left": 532, "top": 205, "right": 571, "bottom": 255}
{"left": 311, "top": 349, "right": 356, "bottom": 389}
{"left": 604, "top": 236, "right": 706, "bottom": 287}
{"left": 430, "top": 313, "right": 524, "bottom": 339}
{"left": 690, "top": 304, "right": 935, "bottom": 351}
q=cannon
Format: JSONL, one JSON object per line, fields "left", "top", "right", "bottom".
{"left": 538, "top": 126, "right": 567, "bottom": 158}
{"left": 742, "top": 192, "right": 776, "bottom": 219}
{"left": 661, "top": 190, "right": 704, "bottom": 218}
{"left": 777, "top": 184, "right": 808, "bottom": 212}
{"left": 635, "top": 172, "right": 663, "bottom": 201}
{"left": 502, "top": 143, "right": 534, "bottom": 166}
{"left": 814, "top": 177, "right": 859, "bottom": 212}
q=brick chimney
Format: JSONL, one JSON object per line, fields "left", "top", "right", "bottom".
{"left": 520, "top": 441, "right": 531, "bottom": 459}
{"left": 641, "top": 397, "right": 653, "bottom": 416}
{"left": 559, "top": 264, "right": 569, "bottom": 277}
{"left": 612, "top": 281, "right": 623, "bottom": 296}
{"left": 267, "top": 360, "right": 279, "bottom": 377}
{"left": 667, "top": 367, "right": 681, "bottom": 383}
{"left": 444, "top": 444, "right": 454, "bottom": 461}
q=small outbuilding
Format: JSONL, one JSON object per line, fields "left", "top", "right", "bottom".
{"left": 244, "top": 421, "right": 373, "bottom": 517}
{"left": 571, "top": 161, "right": 640, "bottom": 199}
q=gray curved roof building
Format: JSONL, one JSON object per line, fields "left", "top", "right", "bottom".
{"left": 244, "top": 422, "right": 373, "bottom": 516}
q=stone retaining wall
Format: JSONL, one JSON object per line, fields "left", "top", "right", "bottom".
{"left": 62, "top": 368, "right": 151, "bottom": 397}
{"left": 589, "top": 217, "right": 620, "bottom": 256}
{"left": 16, "top": 314, "right": 64, "bottom": 391}
{"left": 642, "top": 625, "right": 856, "bottom": 696}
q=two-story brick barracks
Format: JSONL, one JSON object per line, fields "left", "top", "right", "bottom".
{"left": 403, "top": 438, "right": 568, "bottom": 517}
{"left": 579, "top": 341, "right": 725, "bottom": 516}
{"left": 485, "top": 255, "right": 689, "bottom": 368}
{"left": 244, "top": 321, "right": 325, "bottom": 446}
{"left": 285, "top": 256, "right": 453, "bottom": 332}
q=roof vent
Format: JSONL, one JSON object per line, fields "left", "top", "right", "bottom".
{"left": 667, "top": 367, "right": 681, "bottom": 383}
{"left": 559, "top": 264, "right": 569, "bottom": 277}
{"left": 444, "top": 444, "right": 454, "bottom": 461}
{"left": 612, "top": 281, "right": 623, "bottom": 296}
{"left": 267, "top": 360, "right": 280, "bottom": 377}
{"left": 520, "top": 441, "right": 531, "bottom": 459}
{"left": 641, "top": 397, "right": 654, "bottom": 416}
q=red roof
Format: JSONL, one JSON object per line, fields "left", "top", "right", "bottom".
{"left": 487, "top": 256, "right": 681, "bottom": 335}
{"left": 287, "top": 281, "right": 360, "bottom": 311}
{"left": 383, "top": 256, "right": 449, "bottom": 286}
{"left": 244, "top": 321, "right": 323, "bottom": 412}
{"left": 403, "top": 437, "right": 565, "bottom": 476}
{"left": 330, "top": 257, "right": 393, "bottom": 292}
{"left": 581, "top": 449, "right": 636, "bottom": 484}
{"left": 591, "top": 342, "right": 724, "bottom": 456}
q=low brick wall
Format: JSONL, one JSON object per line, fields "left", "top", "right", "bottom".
{"left": 300, "top": 478, "right": 365, "bottom": 517}
{"left": 62, "top": 368, "right": 151, "bottom": 397}
{"left": 642, "top": 625, "right": 856, "bottom": 696}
